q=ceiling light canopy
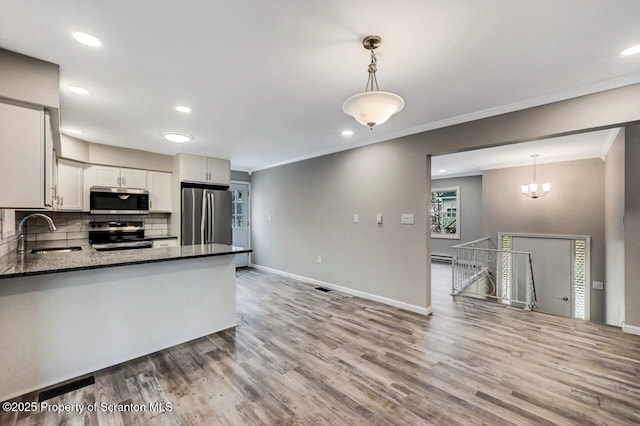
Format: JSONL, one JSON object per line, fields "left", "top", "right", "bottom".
{"left": 72, "top": 32, "right": 101, "bottom": 47}
{"left": 621, "top": 44, "right": 640, "bottom": 56}
{"left": 68, "top": 86, "right": 90, "bottom": 95}
{"left": 162, "top": 132, "right": 192, "bottom": 143}
{"left": 520, "top": 154, "right": 550, "bottom": 199}
{"left": 342, "top": 35, "right": 405, "bottom": 129}
{"left": 176, "top": 106, "right": 192, "bottom": 113}
{"left": 341, "top": 130, "right": 354, "bottom": 136}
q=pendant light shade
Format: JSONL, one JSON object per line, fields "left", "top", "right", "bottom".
{"left": 342, "top": 35, "right": 405, "bottom": 129}
{"left": 521, "top": 154, "right": 551, "bottom": 199}
{"left": 342, "top": 91, "right": 405, "bottom": 128}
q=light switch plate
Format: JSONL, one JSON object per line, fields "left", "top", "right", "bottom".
{"left": 267, "top": 214, "right": 272, "bottom": 222}
{"left": 353, "top": 213, "right": 359, "bottom": 223}
{"left": 401, "top": 213, "right": 414, "bottom": 224}
{"left": 376, "top": 214, "right": 383, "bottom": 224}
{"left": 592, "top": 281, "right": 604, "bottom": 290}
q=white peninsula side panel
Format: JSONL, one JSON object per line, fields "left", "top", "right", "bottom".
{"left": 0, "top": 255, "right": 237, "bottom": 401}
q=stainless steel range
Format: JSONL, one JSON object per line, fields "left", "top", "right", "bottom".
{"left": 89, "top": 221, "right": 153, "bottom": 251}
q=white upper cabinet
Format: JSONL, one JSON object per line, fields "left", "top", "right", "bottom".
{"left": 56, "top": 159, "right": 84, "bottom": 211}
{"left": 91, "top": 165, "right": 121, "bottom": 187}
{"left": 146, "top": 171, "right": 172, "bottom": 212}
{"left": 0, "top": 102, "right": 52, "bottom": 209}
{"left": 208, "top": 157, "right": 230, "bottom": 186}
{"left": 120, "top": 168, "right": 147, "bottom": 189}
{"left": 177, "top": 154, "right": 230, "bottom": 186}
{"left": 86, "top": 165, "right": 147, "bottom": 189}
{"left": 178, "top": 154, "right": 209, "bottom": 183}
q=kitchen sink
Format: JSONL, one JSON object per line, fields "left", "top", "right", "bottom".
{"left": 30, "top": 246, "right": 83, "bottom": 254}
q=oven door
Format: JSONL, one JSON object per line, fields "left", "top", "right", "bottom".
{"left": 90, "top": 187, "right": 149, "bottom": 214}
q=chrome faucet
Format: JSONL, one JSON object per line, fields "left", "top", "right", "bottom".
{"left": 17, "top": 213, "right": 57, "bottom": 255}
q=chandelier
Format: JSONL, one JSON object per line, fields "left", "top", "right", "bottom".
{"left": 520, "top": 154, "right": 550, "bottom": 199}
{"left": 342, "top": 35, "right": 405, "bottom": 129}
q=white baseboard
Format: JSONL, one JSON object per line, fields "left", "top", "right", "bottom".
{"left": 251, "top": 264, "right": 432, "bottom": 316}
{"left": 622, "top": 323, "right": 640, "bottom": 336}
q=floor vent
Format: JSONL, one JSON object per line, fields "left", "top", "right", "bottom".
{"left": 315, "top": 287, "right": 331, "bottom": 292}
{"left": 38, "top": 376, "right": 95, "bottom": 402}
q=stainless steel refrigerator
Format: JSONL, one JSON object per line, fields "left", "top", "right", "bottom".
{"left": 181, "top": 186, "right": 232, "bottom": 245}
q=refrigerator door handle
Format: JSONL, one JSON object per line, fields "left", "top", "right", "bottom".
{"left": 201, "top": 190, "right": 207, "bottom": 244}
{"left": 208, "top": 192, "right": 215, "bottom": 243}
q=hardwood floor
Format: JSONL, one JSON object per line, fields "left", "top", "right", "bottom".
{"left": 2, "top": 264, "right": 640, "bottom": 425}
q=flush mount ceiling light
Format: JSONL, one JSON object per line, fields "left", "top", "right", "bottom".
{"left": 61, "top": 128, "right": 82, "bottom": 135}
{"left": 176, "top": 106, "right": 192, "bottom": 113}
{"left": 621, "top": 44, "right": 640, "bottom": 56}
{"left": 68, "top": 86, "right": 90, "bottom": 95}
{"left": 72, "top": 32, "right": 101, "bottom": 47}
{"left": 162, "top": 131, "right": 192, "bottom": 143}
{"left": 342, "top": 35, "right": 405, "bottom": 129}
{"left": 341, "top": 130, "right": 354, "bottom": 136}
{"left": 520, "top": 154, "right": 551, "bottom": 199}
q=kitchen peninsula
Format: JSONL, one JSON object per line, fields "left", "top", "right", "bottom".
{"left": 0, "top": 243, "right": 251, "bottom": 401}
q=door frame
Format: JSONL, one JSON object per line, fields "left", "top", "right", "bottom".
{"left": 498, "top": 232, "right": 591, "bottom": 320}
{"left": 231, "top": 180, "right": 251, "bottom": 266}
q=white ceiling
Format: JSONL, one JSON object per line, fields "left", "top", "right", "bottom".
{"left": 432, "top": 128, "right": 619, "bottom": 179}
{"left": 1, "top": 1, "right": 639, "bottom": 172}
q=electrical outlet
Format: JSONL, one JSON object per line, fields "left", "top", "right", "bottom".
{"left": 317, "top": 256, "right": 322, "bottom": 264}
{"left": 376, "top": 214, "right": 383, "bottom": 224}
{"left": 267, "top": 213, "right": 272, "bottom": 221}
{"left": 353, "top": 213, "right": 359, "bottom": 223}
{"left": 592, "top": 281, "right": 604, "bottom": 290}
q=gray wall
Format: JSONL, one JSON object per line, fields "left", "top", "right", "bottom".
{"left": 431, "top": 175, "right": 483, "bottom": 257}
{"left": 251, "top": 83, "right": 640, "bottom": 314}
{"left": 624, "top": 124, "right": 640, "bottom": 329}
{"left": 0, "top": 49, "right": 59, "bottom": 109}
{"left": 231, "top": 170, "right": 251, "bottom": 182}
{"left": 605, "top": 130, "right": 625, "bottom": 326}
{"left": 482, "top": 159, "right": 605, "bottom": 322}
{"left": 252, "top": 142, "right": 429, "bottom": 309}
{"left": 60, "top": 136, "right": 173, "bottom": 172}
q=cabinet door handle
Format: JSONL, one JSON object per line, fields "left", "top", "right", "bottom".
{"left": 122, "top": 177, "right": 126, "bottom": 186}
{"left": 150, "top": 200, "right": 153, "bottom": 209}
{"left": 59, "top": 196, "right": 63, "bottom": 207}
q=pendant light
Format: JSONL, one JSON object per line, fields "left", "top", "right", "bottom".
{"left": 342, "top": 35, "right": 405, "bottom": 129}
{"left": 520, "top": 154, "right": 551, "bottom": 199}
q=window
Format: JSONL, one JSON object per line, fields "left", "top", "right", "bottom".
{"left": 573, "top": 239, "right": 587, "bottom": 320}
{"left": 431, "top": 187, "right": 459, "bottom": 239}
{"left": 232, "top": 189, "right": 244, "bottom": 229}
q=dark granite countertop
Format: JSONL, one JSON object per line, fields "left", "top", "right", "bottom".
{"left": 0, "top": 241, "right": 252, "bottom": 280}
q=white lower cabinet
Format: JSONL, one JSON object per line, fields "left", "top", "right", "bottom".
{"left": 147, "top": 171, "right": 172, "bottom": 212}
{"left": 56, "top": 159, "right": 84, "bottom": 211}
{"left": 152, "top": 239, "right": 178, "bottom": 249}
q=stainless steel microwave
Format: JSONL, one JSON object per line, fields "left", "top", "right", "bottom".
{"left": 89, "top": 187, "right": 149, "bottom": 215}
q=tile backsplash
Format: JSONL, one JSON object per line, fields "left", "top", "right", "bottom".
{"left": 12, "top": 211, "right": 170, "bottom": 246}
{"left": 0, "top": 227, "right": 17, "bottom": 258}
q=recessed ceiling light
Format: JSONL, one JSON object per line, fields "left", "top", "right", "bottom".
{"left": 62, "top": 128, "right": 82, "bottom": 135}
{"left": 621, "top": 44, "right": 640, "bottom": 56}
{"left": 69, "top": 86, "right": 90, "bottom": 95}
{"left": 72, "top": 32, "right": 101, "bottom": 47}
{"left": 438, "top": 169, "right": 446, "bottom": 173}
{"left": 341, "top": 130, "right": 354, "bottom": 136}
{"left": 176, "top": 106, "right": 192, "bottom": 113}
{"left": 162, "top": 132, "right": 192, "bottom": 143}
